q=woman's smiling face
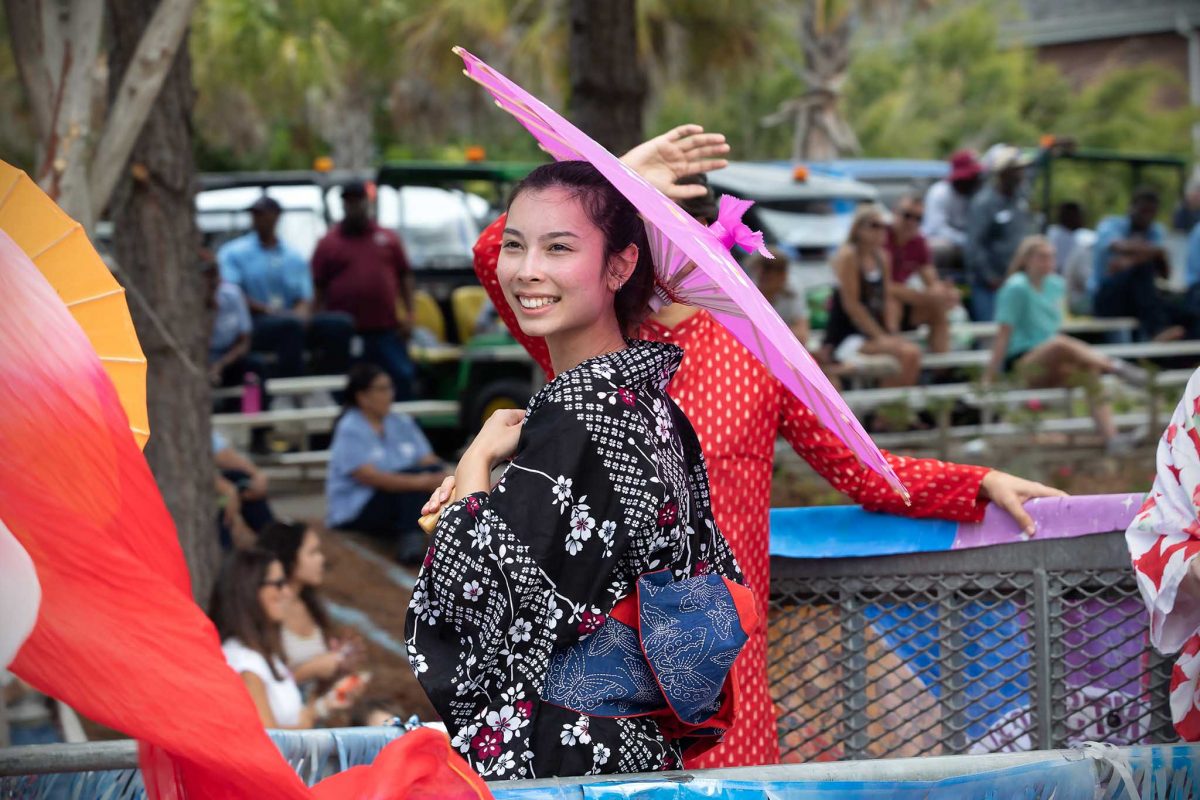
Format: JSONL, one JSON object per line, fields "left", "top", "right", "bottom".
{"left": 498, "top": 187, "right": 620, "bottom": 343}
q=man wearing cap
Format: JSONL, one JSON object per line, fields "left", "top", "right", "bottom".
{"left": 964, "top": 145, "right": 1032, "bottom": 321}
{"left": 217, "top": 195, "right": 355, "bottom": 378}
{"left": 312, "top": 181, "right": 416, "bottom": 399}
{"left": 922, "top": 149, "right": 984, "bottom": 282}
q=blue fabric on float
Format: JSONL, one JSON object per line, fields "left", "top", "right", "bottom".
{"left": 768, "top": 505, "right": 958, "bottom": 559}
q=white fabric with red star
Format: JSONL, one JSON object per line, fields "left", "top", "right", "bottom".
{"left": 1127, "top": 367, "right": 1200, "bottom": 740}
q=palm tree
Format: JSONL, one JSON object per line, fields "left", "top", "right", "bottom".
{"left": 763, "top": 0, "right": 933, "bottom": 161}
{"left": 193, "top": 0, "right": 409, "bottom": 169}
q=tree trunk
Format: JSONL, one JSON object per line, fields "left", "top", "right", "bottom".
{"left": 567, "top": 0, "right": 645, "bottom": 155}
{"left": 107, "top": 0, "right": 216, "bottom": 603}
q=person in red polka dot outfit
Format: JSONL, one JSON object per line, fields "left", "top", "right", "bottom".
{"left": 468, "top": 126, "right": 1063, "bottom": 768}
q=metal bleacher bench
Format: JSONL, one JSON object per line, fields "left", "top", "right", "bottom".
{"left": 840, "top": 368, "right": 1196, "bottom": 415}
{"left": 212, "top": 400, "right": 459, "bottom": 432}
{"left": 916, "top": 339, "right": 1200, "bottom": 371}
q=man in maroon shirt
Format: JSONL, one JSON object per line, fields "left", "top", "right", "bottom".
{"left": 886, "top": 193, "right": 961, "bottom": 353}
{"left": 313, "top": 181, "right": 417, "bottom": 399}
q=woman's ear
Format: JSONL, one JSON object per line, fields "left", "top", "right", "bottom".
{"left": 608, "top": 244, "right": 638, "bottom": 291}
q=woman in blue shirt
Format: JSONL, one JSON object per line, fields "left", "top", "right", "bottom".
{"left": 326, "top": 364, "right": 449, "bottom": 564}
{"left": 985, "top": 236, "right": 1145, "bottom": 453}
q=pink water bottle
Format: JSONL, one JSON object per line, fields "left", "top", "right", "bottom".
{"left": 241, "top": 372, "right": 262, "bottom": 414}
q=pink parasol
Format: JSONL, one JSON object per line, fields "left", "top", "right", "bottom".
{"left": 454, "top": 46, "right": 907, "bottom": 501}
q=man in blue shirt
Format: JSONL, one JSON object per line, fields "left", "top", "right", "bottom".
{"left": 1091, "top": 188, "right": 1173, "bottom": 341}
{"left": 217, "top": 196, "right": 354, "bottom": 376}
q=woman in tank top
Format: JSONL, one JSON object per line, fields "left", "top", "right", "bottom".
{"left": 822, "top": 206, "right": 921, "bottom": 387}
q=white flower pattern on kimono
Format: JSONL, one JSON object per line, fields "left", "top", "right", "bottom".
{"left": 508, "top": 618, "right": 533, "bottom": 643}
{"left": 560, "top": 714, "right": 592, "bottom": 746}
{"left": 566, "top": 504, "right": 595, "bottom": 555}
{"left": 552, "top": 476, "right": 573, "bottom": 510}
{"left": 485, "top": 704, "right": 528, "bottom": 742}
{"left": 404, "top": 340, "right": 742, "bottom": 779}
{"left": 598, "top": 520, "right": 617, "bottom": 557}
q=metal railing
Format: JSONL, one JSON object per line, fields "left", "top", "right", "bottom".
{"left": 767, "top": 530, "right": 1171, "bottom": 762}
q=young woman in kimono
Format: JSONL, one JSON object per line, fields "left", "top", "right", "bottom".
{"left": 1127, "top": 367, "right": 1200, "bottom": 740}
{"left": 469, "top": 125, "right": 1065, "bottom": 768}
{"left": 405, "top": 161, "right": 752, "bottom": 780}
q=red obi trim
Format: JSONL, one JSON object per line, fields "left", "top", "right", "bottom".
{"left": 608, "top": 573, "right": 761, "bottom": 759}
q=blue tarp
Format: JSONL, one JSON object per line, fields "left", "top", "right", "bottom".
{"left": 769, "top": 506, "right": 958, "bottom": 559}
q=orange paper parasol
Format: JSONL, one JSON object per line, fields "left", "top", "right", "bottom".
{"left": 0, "top": 160, "right": 148, "bottom": 448}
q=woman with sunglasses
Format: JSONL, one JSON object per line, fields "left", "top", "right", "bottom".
{"left": 209, "top": 548, "right": 360, "bottom": 728}
{"left": 823, "top": 206, "right": 922, "bottom": 387}
{"left": 886, "top": 194, "right": 960, "bottom": 355}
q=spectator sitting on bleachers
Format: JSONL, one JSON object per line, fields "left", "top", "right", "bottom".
{"left": 257, "top": 521, "right": 394, "bottom": 727}
{"left": 204, "top": 249, "right": 272, "bottom": 449}
{"left": 1063, "top": 228, "right": 1098, "bottom": 317}
{"left": 1092, "top": 187, "right": 1182, "bottom": 342}
{"left": 1186, "top": 219, "right": 1200, "bottom": 339}
{"left": 1173, "top": 171, "right": 1200, "bottom": 233}
{"left": 1046, "top": 201, "right": 1086, "bottom": 275}
{"left": 257, "top": 522, "right": 359, "bottom": 688}
{"left": 214, "top": 429, "right": 274, "bottom": 550}
{"left": 748, "top": 246, "right": 809, "bottom": 345}
{"left": 886, "top": 193, "right": 959, "bottom": 353}
{"left": 986, "top": 236, "right": 1147, "bottom": 454}
{"left": 218, "top": 196, "right": 355, "bottom": 379}
{"left": 312, "top": 181, "right": 416, "bottom": 400}
{"left": 326, "top": 364, "right": 450, "bottom": 566}
{"left": 964, "top": 146, "right": 1033, "bottom": 321}
{"left": 822, "top": 206, "right": 921, "bottom": 388}
{"left": 922, "top": 149, "right": 984, "bottom": 282}
{"left": 209, "top": 549, "right": 363, "bottom": 729}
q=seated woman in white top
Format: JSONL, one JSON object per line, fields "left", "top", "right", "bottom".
{"left": 209, "top": 548, "right": 360, "bottom": 728}
{"left": 257, "top": 521, "right": 362, "bottom": 690}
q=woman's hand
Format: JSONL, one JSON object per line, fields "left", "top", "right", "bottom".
{"left": 305, "top": 650, "right": 345, "bottom": 682}
{"left": 979, "top": 470, "right": 1067, "bottom": 538}
{"left": 620, "top": 124, "right": 730, "bottom": 200}
{"left": 466, "top": 409, "right": 526, "bottom": 470}
{"left": 421, "top": 474, "right": 457, "bottom": 517}
{"left": 243, "top": 469, "right": 269, "bottom": 501}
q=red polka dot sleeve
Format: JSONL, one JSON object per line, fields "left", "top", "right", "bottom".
{"left": 472, "top": 214, "right": 554, "bottom": 381}
{"left": 778, "top": 391, "right": 990, "bottom": 523}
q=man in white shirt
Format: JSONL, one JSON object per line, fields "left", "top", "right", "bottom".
{"left": 922, "top": 149, "right": 984, "bottom": 283}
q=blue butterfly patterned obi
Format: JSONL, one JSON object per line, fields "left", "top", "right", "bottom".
{"left": 541, "top": 569, "right": 758, "bottom": 741}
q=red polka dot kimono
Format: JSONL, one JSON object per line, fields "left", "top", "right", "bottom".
{"left": 1126, "top": 368, "right": 1200, "bottom": 741}
{"left": 473, "top": 217, "right": 991, "bottom": 766}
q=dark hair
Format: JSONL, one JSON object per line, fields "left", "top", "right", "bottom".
{"left": 1056, "top": 201, "right": 1084, "bottom": 228}
{"left": 334, "top": 363, "right": 388, "bottom": 430}
{"left": 208, "top": 548, "right": 286, "bottom": 681}
{"left": 508, "top": 161, "right": 656, "bottom": 335}
{"left": 674, "top": 173, "right": 718, "bottom": 224}
{"left": 1131, "top": 186, "right": 1160, "bottom": 207}
{"left": 257, "top": 520, "right": 332, "bottom": 637}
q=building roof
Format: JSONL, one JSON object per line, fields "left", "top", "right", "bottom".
{"left": 1003, "top": 0, "right": 1200, "bottom": 47}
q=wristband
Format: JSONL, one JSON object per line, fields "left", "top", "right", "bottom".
{"left": 314, "top": 697, "right": 330, "bottom": 719}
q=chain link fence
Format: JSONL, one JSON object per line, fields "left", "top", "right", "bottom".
{"left": 768, "top": 531, "right": 1172, "bottom": 762}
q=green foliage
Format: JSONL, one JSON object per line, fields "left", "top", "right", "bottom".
{"left": 179, "top": 0, "right": 1196, "bottom": 184}
{"left": 845, "top": 5, "right": 1067, "bottom": 157}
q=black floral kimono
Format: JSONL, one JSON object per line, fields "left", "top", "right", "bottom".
{"left": 405, "top": 340, "right": 752, "bottom": 780}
